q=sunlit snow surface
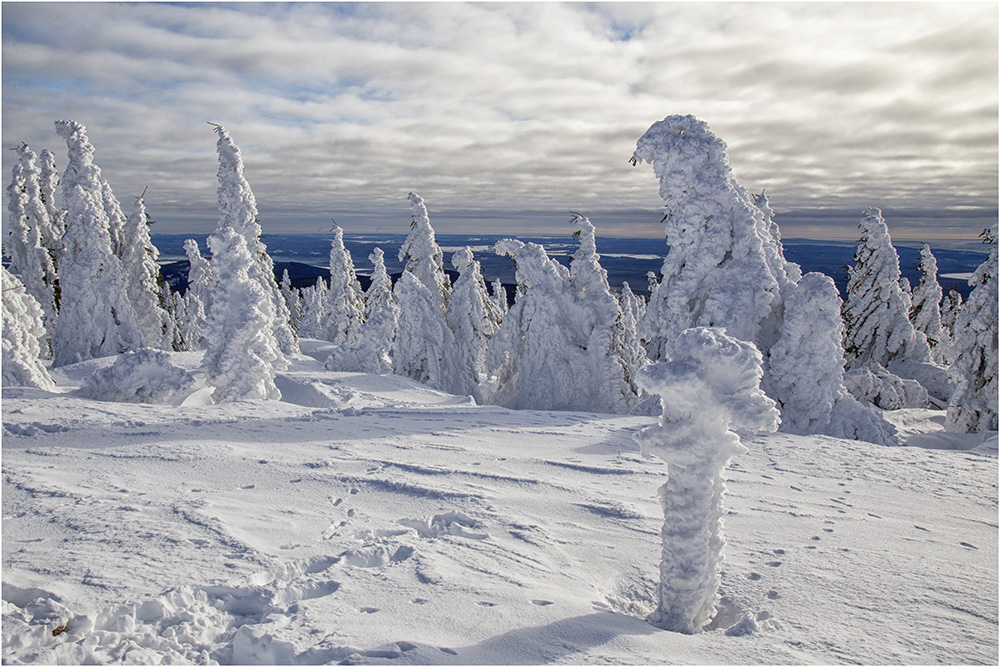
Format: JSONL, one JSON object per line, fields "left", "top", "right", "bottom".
{"left": 2, "top": 343, "right": 997, "bottom": 664}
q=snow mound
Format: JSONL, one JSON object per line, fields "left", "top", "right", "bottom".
{"left": 75, "top": 348, "right": 195, "bottom": 404}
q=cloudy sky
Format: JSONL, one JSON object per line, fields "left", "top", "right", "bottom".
{"left": 3, "top": 2, "right": 997, "bottom": 240}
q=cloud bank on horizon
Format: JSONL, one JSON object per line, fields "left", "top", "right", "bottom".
{"left": 2, "top": 2, "right": 997, "bottom": 240}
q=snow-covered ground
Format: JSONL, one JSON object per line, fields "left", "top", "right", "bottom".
{"left": 2, "top": 344, "right": 997, "bottom": 665}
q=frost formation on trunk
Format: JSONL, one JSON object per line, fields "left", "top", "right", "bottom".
{"left": 201, "top": 227, "right": 282, "bottom": 403}
{"left": 634, "top": 327, "right": 780, "bottom": 634}
{"left": 51, "top": 120, "right": 142, "bottom": 367}
{"left": 2, "top": 266, "right": 55, "bottom": 390}
{"left": 212, "top": 124, "right": 298, "bottom": 358}
{"left": 946, "top": 228, "right": 998, "bottom": 433}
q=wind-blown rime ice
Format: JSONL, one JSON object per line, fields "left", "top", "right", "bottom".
{"left": 51, "top": 120, "right": 143, "bottom": 367}
{"left": 634, "top": 327, "right": 779, "bottom": 634}
{"left": 1, "top": 266, "right": 55, "bottom": 390}
{"left": 946, "top": 228, "right": 998, "bottom": 433}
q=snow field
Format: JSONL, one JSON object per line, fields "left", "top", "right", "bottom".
{"left": 2, "top": 347, "right": 997, "bottom": 664}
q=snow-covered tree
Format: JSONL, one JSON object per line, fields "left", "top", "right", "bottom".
{"left": 620, "top": 281, "right": 649, "bottom": 403}
{"left": 120, "top": 193, "right": 176, "bottom": 350}
{"left": 279, "top": 269, "right": 302, "bottom": 334}
{"left": 392, "top": 271, "right": 458, "bottom": 390}
{"left": 5, "top": 143, "right": 57, "bottom": 352}
{"left": 211, "top": 124, "right": 297, "bottom": 357}
{"left": 446, "top": 247, "right": 497, "bottom": 402}
{"left": 326, "top": 248, "right": 398, "bottom": 374}
{"left": 2, "top": 266, "right": 55, "bottom": 390}
{"left": 940, "top": 289, "right": 963, "bottom": 338}
{"left": 176, "top": 239, "right": 214, "bottom": 350}
{"left": 631, "top": 115, "right": 796, "bottom": 362}
{"left": 490, "top": 277, "right": 509, "bottom": 321}
{"left": 321, "top": 225, "right": 365, "bottom": 345}
{"left": 842, "top": 208, "right": 930, "bottom": 369}
{"left": 399, "top": 192, "right": 449, "bottom": 311}
{"left": 37, "top": 148, "right": 65, "bottom": 260}
{"left": 200, "top": 227, "right": 282, "bottom": 403}
{"left": 51, "top": 120, "right": 142, "bottom": 367}
{"left": 297, "top": 277, "right": 329, "bottom": 340}
{"left": 909, "top": 244, "right": 948, "bottom": 361}
{"left": 634, "top": 327, "right": 780, "bottom": 634}
{"left": 769, "top": 272, "right": 898, "bottom": 444}
{"left": 946, "top": 228, "right": 998, "bottom": 433}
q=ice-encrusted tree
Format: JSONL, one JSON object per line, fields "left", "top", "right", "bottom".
{"left": 5, "top": 143, "right": 57, "bottom": 350}
{"left": 321, "top": 225, "right": 365, "bottom": 345}
{"left": 2, "top": 267, "right": 55, "bottom": 390}
{"left": 201, "top": 227, "right": 282, "bottom": 403}
{"left": 37, "top": 148, "right": 65, "bottom": 261}
{"left": 211, "top": 124, "right": 297, "bottom": 357}
{"left": 634, "top": 327, "right": 780, "bottom": 634}
{"left": 177, "top": 239, "right": 214, "bottom": 350}
{"left": 909, "top": 244, "right": 948, "bottom": 361}
{"left": 399, "top": 192, "right": 450, "bottom": 311}
{"left": 297, "top": 277, "right": 329, "bottom": 340}
{"left": 279, "top": 269, "right": 302, "bottom": 334}
{"left": 946, "top": 228, "right": 998, "bottom": 433}
{"left": 768, "top": 272, "right": 897, "bottom": 444}
{"left": 490, "top": 277, "right": 509, "bottom": 321}
{"left": 51, "top": 119, "right": 142, "bottom": 367}
{"left": 940, "top": 289, "right": 963, "bottom": 338}
{"left": 842, "top": 208, "right": 930, "bottom": 369}
{"left": 120, "top": 193, "right": 176, "bottom": 350}
{"left": 446, "top": 247, "right": 498, "bottom": 402}
{"left": 620, "top": 281, "right": 649, "bottom": 402}
{"left": 326, "top": 248, "right": 398, "bottom": 374}
{"left": 631, "top": 115, "right": 796, "bottom": 362}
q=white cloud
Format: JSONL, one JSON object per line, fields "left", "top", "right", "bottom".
{"left": 2, "top": 2, "right": 995, "bottom": 239}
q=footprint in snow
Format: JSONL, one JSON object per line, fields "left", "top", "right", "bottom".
{"left": 914, "top": 525, "right": 930, "bottom": 532}
{"left": 746, "top": 572, "right": 762, "bottom": 581}
{"left": 531, "top": 599, "right": 554, "bottom": 606}
{"left": 359, "top": 607, "right": 379, "bottom": 614}
{"left": 960, "top": 542, "right": 978, "bottom": 549}
{"left": 766, "top": 561, "right": 782, "bottom": 568}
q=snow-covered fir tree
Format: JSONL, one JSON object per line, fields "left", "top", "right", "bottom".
{"left": 399, "top": 192, "right": 450, "bottom": 311}
{"left": 909, "top": 243, "right": 948, "bottom": 362}
{"left": 211, "top": 124, "right": 297, "bottom": 357}
{"left": 842, "top": 208, "right": 931, "bottom": 369}
{"left": 320, "top": 225, "right": 365, "bottom": 345}
{"left": 176, "top": 239, "right": 214, "bottom": 350}
{"left": 5, "top": 143, "right": 57, "bottom": 352}
{"left": 619, "top": 281, "right": 649, "bottom": 405}
{"left": 392, "top": 271, "right": 458, "bottom": 390}
{"left": 446, "top": 247, "right": 498, "bottom": 402}
{"left": 490, "top": 277, "right": 509, "bottom": 320}
{"left": 37, "top": 148, "right": 65, "bottom": 262}
{"left": 364, "top": 247, "right": 394, "bottom": 319}
{"left": 940, "top": 289, "right": 963, "bottom": 339}
{"left": 2, "top": 266, "right": 55, "bottom": 390}
{"left": 634, "top": 327, "right": 780, "bottom": 634}
{"left": 768, "top": 272, "right": 897, "bottom": 444}
{"left": 201, "top": 227, "right": 282, "bottom": 403}
{"left": 326, "top": 248, "right": 398, "bottom": 374}
{"left": 946, "top": 228, "right": 998, "bottom": 433}
{"left": 297, "top": 277, "right": 329, "bottom": 340}
{"left": 279, "top": 269, "right": 302, "bottom": 334}
{"left": 120, "top": 193, "right": 176, "bottom": 350}
{"left": 51, "top": 119, "right": 142, "bottom": 367}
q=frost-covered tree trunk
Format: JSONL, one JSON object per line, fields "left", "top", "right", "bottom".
{"left": 121, "top": 194, "right": 175, "bottom": 350}
{"left": 946, "top": 229, "right": 998, "bottom": 433}
{"left": 2, "top": 267, "right": 55, "bottom": 390}
{"left": 297, "top": 277, "right": 329, "bottom": 340}
{"left": 201, "top": 227, "right": 282, "bottom": 403}
{"left": 6, "top": 144, "right": 57, "bottom": 353}
{"left": 631, "top": 115, "right": 792, "bottom": 362}
{"left": 51, "top": 120, "right": 142, "bottom": 367}
{"left": 634, "top": 327, "right": 779, "bottom": 634}
{"left": 910, "top": 244, "right": 948, "bottom": 362}
{"left": 212, "top": 124, "right": 297, "bottom": 358}
{"left": 326, "top": 248, "right": 398, "bottom": 374}
{"left": 768, "top": 273, "right": 897, "bottom": 444}
{"left": 446, "top": 247, "right": 497, "bottom": 402}
{"left": 400, "top": 192, "right": 450, "bottom": 311}
{"left": 321, "top": 225, "right": 365, "bottom": 345}
{"left": 843, "top": 208, "right": 930, "bottom": 369}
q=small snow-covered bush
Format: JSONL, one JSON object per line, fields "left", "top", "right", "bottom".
{"left": 77, "top": 348, "right": 194, "bottom": 404}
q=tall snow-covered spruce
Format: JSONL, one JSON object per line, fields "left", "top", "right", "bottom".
{"left": 211, "top": 124, "right": 298, "bottom": 358}
{"left": 51, "top": 120, "right": 142, "bottom": 367}
{"left": 909, "top": 243, "right": 948, "bottom": 362}
{"left": 120, "top": 192, "right": 176, "bottom": 350}
{"left": 634, "top": 327, "right": 780, "bottom": 634}
{"left": 446, "top": 246, "right": 500, "bottom": 403}
{"left": 946, "top": 228, "right": 998, "bottom": 433}
{"left": 2, "top": 266, "right": 55, "bottom": 390}
{"left": 326, "top": 247, "right": 398, "bottom": 374}
{"left": 631, "top": 115, "right": 891, "bottom": 442}
{"left": 321, "top": 224, "right": 366, "bottom": 345}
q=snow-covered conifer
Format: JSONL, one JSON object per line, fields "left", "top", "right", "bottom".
{"left": 946, "top": 228, "right": 998, "bottom": 433}
{"left": 279, "top": 269, "right": 302, "bottom": 334}
{"left": 297, "top": 277, "right": 329, "bottom": 340}
{"left": 940, "top": 289, "right": 963, "bottom": 338}
{"left": 910, "top": 244, "right": 948, "bottom": 361}
{"left": 490, "top": 277, "right": 509, "bottom": 321}
{"left": 842, "top": 208, "right": 930, "bottom": 369}
{"left": 211, "top": 124, "right": 297, "bottom": 357}
{"left": 201, "top": 227, "right": 282, "bottom": 403}
{"left": 620, "top": 281, "right": 649, "bottom": 403}
{"left": 51, "top": 120, "right": 142, "bottom": 367}
{"left": 5, "top": 143, "right": 57, "bottom": 351}
{"left": 769, "top": 273, "right": 898, "bottom": 444}
{"left": 365, "top": 248, "right": 394, "bottom": 318}
{"left": 2, "top": 267, "right": 55, "bottom": 390}
{"left": 446, "top": 247, "right": 497, "bottom": 402}
{"left": 392, "top": 271, "right": 458, "bottom": 390}
{"left": 37, "top": 148, "right": 65, "bottom": 259}
{"left": 634, "top": 327, "right": 780, "bottom": 634}
{"left": 399, "top": 192, "right": 449, "bottom": 311}
{"left": 326, "top": 248, "right": 398, "bottom": 374}
{"left": 177, "top": 239, "right": 213, "bottom": 350}
{"left": 321, "top": 225, "right": 365, "bottom": 345}
{"left": 120, "top": 194, "right": 175, "bottom": 350}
